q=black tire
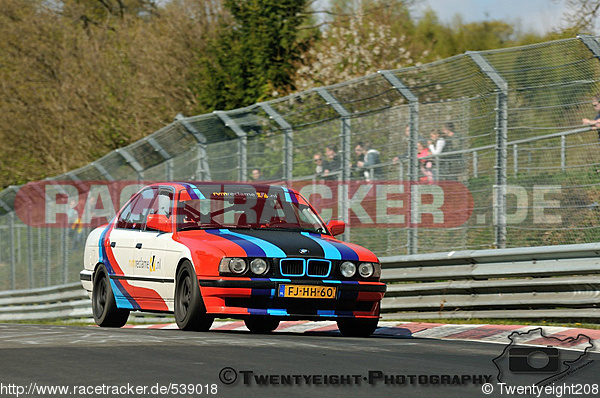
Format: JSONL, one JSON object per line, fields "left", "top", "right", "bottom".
{"left": 244, "top": 316, "right": 280, "bottom": 333}
{"left": 174, "top": 261, "right": 214, "bottom": 331}
{"left": 92, "top": 265, "right": 130, "bottom": 327}
{"left": 336, "top": 317, "right": 379, "bottom": 337}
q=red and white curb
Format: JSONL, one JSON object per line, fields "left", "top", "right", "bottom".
{"left": 124, "top": 321, "right": 600, "bottom": 353}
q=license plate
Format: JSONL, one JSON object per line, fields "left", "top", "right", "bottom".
{"left": 278, "top": 284, "right": 337, "bottom": 299}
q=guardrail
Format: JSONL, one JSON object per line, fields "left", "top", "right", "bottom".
{"left": 0, "top": 283, "right": 90, "bottom": 321}
{"left": 1, "top": 243, "right": 599, "bottom": 322}
{"left": 379, "top": 243, "right": 600, "bottom": 320}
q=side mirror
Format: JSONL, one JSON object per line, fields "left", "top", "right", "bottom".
{"left": 147, "top": 214, "right": 172, "bottom": 233}
{"left": 327, "top": 220, "right": 345, "bottom": 236}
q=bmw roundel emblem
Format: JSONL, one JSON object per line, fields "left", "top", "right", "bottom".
{"left": 299, "top": 248, "right": 309, "bottom": 254}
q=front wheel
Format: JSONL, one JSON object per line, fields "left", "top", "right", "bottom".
{"left": 244, "top": 316, "right": 280, "bottom": 333}
{"left": 92, "top": 265, "right": 129, "bottom": 327}
{"left": 336, "top": 317, "right": 379, "bottom": 337}
{"left": 174, "top": 261, "right": 214, "bottom": 331}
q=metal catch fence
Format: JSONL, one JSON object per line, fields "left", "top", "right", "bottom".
{"left": 2, "top": 35, "right": 600, "bottom": 291}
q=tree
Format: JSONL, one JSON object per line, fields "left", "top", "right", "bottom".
{"left": 562, "top": 0, "right": 600, "bottom": 33}
{"left": 0, "top": 0, "right": 222, "bottom": 187}
{"left": 192, "top": 0, "right": 313, "bottom": 112}
{"left": 294, "top": 0, "right": 417, "bottom": 90}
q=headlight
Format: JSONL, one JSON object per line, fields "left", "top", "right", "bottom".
{"left": 340, "top": 261, "right": 356, "bottom": 278}
{"left": 250, "top": 258, "right": 269, "bottom": 275}
{"left": 218, "top": 258, "right": 248, "bottom": 275}
{"left": 229, "top": 258, "right": 247, "bottom": 274}
{"left": 358, "top": 262, "right": 374, "bottom": 278}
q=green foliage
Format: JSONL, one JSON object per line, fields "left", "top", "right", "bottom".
{"left": 0, "top": 0, "right": 587, "bottom": 189}
{"left": 193, "top": 0, "right": 313, "bottom": 113}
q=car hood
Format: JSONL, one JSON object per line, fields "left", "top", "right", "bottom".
{"left": 176, "top": 228, "right": 379, "bottom": 263}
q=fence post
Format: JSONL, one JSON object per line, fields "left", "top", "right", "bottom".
{"left": 28, "top": 224, "right": 33, "bottom": 288}
{"left": 467, "top": 51, "right": 508, "bottom": 249}
{"left": 380, "top": 71, "right": 419, "bottom": 254}
{"left": 513, "top": 144, "right": 518, "bottom": 177}
{"left": 258, "top": 103, "right": 294, "bottom": 182}
{"left": 9, "top": 213, "right": 16, "bottom": 290}
{"left": 63, "top": 222, "right": 68, "bottom": 284}
{"left": 175, "top": 114, "right": 212, "bottom": 181}
{"left": 561, "top": 135, "right": 566, "bottom": 172}
{"left": 316, "top": 88, "right": 351, "bottom": 241}
{"left": 46, "top": 227, "right": 51, "bottom": 287}
{"left": 146, "top": 137, "right": 174, "bottom": 181}
{"left": 578, "top": 34, "right": 600, "bottom": 58}
{"left": 0, "top": 200, "right": 10, "bottom": 269}
{"left": 92, "top": 162, "right": 115, "bottom": 181}
{"left": 214, "top": 112, "right": 247, "bottom": 181}
{"left": 115, "top": 148, "right": 144, "bottom": 181}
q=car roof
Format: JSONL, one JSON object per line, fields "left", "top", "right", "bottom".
{"left": 143, "top": 182, "right": 300, "bottom": 195}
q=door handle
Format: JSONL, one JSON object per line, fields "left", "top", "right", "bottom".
{"left": 136, "top": 243, "right": 142, "bottom": 249}
{"left": 110, "top": 242, "right": 116, "bottom": 248}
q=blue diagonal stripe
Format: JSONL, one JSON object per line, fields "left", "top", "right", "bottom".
{"left": 205, "top": 229, "right": 266, "bottom": 257}
{"left": 224, "top": 230, "right": 287, "bottom": 258}
{"left": 98, "top": 225, "right": 139, "bottom": 309}
{"left": 307, "top": 232, "right": 359, "bottom": 261}
{"left": 301, "top": 232, "right": 342, "bottom": 260}
{"left": 181, "top": 183, "right": 205, "bottom": 199}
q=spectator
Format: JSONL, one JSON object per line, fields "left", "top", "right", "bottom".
{"left": 250, "top": 168, "right": 263, "bottom": 181}
{"left": 68, "top": 199, "right": 84, "bottom": 248}
{"left": 323, "top": 145, "right": 340, "bottom": 180}
{"left": 428, "top": 130, "right": 445, "bottom": 155}
{"left": 352, "top": 145, "right": 365, "bottom": 180}
{"left": 313, "top": 153, "right": 324, "bottom": 177}
{"left": 582, "top": 95, "right": 600, "bottom": 141}
{"left": 418, "top": 141, "right": 433, "bottom": 183}
{"left": 355, "top": 141, "right": 383, "bottom": 181}
{"left": 442, "top": 122, "right": 462, "bottom": 180}
{"left": 442, "top": 122, "right": 456, "bottom": 152}
{"left": 393, "top": 124, "right": 426, "bottom": 164}
{"left": 427, "top": 130, "right": 445, "bottom": 180}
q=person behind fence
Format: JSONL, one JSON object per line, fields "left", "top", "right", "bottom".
{"left": 352, "top": 145, "right": 365, "bottom": 179}
{"left": 250, "top": 168, "right": 263, "bottom": 181}
{"left": 427, "top": 129, "right": 445, "bottom": 180}
{"left": 392, "top": 124, "right": 426, "bottom": 165}
{"left": 322, "top": 144, "right": 340, "bottom": 180}
{"left": 313, "top": 153, "right": 324, "bottom": 177}
{"left": 355, "top": 141, "right": 383, "bottom": 181}
{"left": 442, "top": 122, "right": 461, "bottom": 180}
{"left": 418, "top": 141, "right": 434, "bottom": 183}
{"left": 582, "top": 95, "right": 600, "bottom": 141}
{"left": 68, "top": 199, "right": 84, "bottom": 248}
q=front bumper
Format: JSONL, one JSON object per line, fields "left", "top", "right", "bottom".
{"left": 198, "top": 277, "right": 386, "bottom": 320}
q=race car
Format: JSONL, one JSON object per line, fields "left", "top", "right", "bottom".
{"left": 80, "top": 182, "right": 386, "bottom": 337}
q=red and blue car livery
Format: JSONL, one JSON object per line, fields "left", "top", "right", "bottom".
{"left": 80, "top": 182, "right": 386, "bottom": 336}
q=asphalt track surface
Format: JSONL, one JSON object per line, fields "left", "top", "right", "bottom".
{"left": 0, "top": 324, "right": 598, "bottom": 398}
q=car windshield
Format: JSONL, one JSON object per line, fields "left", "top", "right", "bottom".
{"left": 175, "top": 186, "right": 328, "bottom": 234}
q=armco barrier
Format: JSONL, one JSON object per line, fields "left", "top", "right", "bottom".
{"left": 1, "top": 243, "right": 599, "bottom": 322}
{"left": 0, "top": 283, "right": 90, "bottom": 321}
{"left": 379, "top": 242, "right": 600, "bottom": 320}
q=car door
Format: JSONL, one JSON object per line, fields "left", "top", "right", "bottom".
{"left": 133, "top": 187, "right": 175, "bottom": 304}
{"left": 110, "top": 187, "right": 157, "bottom": 290}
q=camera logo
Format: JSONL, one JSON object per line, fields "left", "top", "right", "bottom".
{"left": 493, "top": 327, "right": 594, "bottom": 386}
{"left": 508, "top": 346, "right": 559, "bottom": 373}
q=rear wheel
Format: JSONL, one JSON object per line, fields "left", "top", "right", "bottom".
{"left": 174, "top": 261, "right": 214, "bottom": 331}
{"left": 244, "top": 316, "right": 280, "bottom": 333}
{"left": 92, "top": 265, "right": 129, "bottom": 327}
{"left": 336, "top": 317, "right": 379, "bottom": 337}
